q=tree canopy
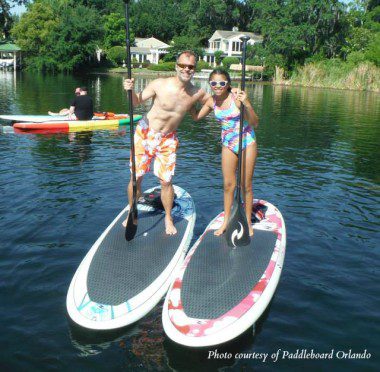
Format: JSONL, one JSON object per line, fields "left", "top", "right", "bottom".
{"left": 5, "top": 0, "right": 379, "bottom": 73}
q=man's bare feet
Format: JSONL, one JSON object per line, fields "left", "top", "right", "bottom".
{"left": 122, "top": 210, "right": 138, "bottom": 227}
{"left": 165, "top": 216, "right": 177, "bottom": 235}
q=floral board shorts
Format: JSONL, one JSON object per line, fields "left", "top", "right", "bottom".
{"left": 129, "top": 117, "right": 179, "bottom": 183}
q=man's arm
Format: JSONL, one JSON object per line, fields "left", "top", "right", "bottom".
{"left": 124, "top": 78, "right": 156, "bottom": 106}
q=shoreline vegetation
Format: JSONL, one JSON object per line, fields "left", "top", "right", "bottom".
{"left": 6, "top": 1, "right": 379, "bottom": 93}
{"left": 274, "top": 62, "right": 379, "bottom": 93}
{"left": 94, "top": 64, "right": 380, "bottom": 92}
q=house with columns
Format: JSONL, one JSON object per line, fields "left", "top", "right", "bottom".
{"left": 203, "top": 27, "right": 263, "bottom": 66}
{"left": 131, "top": 37, "right": 169, "bottom": 64}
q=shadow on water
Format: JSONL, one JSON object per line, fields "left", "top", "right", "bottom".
{"left": 68, "top": 304, "right": 170, "bottom": 371}
{"left": 67, "top": 294, "right": 276, "bottom": 371}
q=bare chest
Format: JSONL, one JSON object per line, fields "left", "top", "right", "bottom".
{"left": 155, "top": 89, "right": 200, "bottom": 112}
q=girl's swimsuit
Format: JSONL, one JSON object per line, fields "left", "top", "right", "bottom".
{"left": 214, "top": 94, "right": 255, "bottom": 154}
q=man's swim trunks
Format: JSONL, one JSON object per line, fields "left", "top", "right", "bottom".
{"left": 130, "top": 117, "right": 179, "bottom": 182}
{"left": 214, "top": 94, "right": 256, "bottom": 154}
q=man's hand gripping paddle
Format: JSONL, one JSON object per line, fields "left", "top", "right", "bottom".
{"left": 225, "top": 36, "right": 251, "bottom": 248}
{"left": 124, "top": 0, "right": 138, "bottom": 241}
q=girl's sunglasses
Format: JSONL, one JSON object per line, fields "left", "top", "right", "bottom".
{"left": 210, "top": 81, "right": 228, "bottom": 87}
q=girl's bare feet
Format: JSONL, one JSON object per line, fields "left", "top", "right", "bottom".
{"left": 248, "top": 224, "right": 254, "bottom": 237}
{"left": 214, "top": 220, "right": 228, "bottom": 236}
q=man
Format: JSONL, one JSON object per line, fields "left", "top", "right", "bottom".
{"left": 123, "top": 50, "right": 210, "bottom": 235}
{"left": 48, "top": 87, "right": 81, "bottom": 117}
{"left": 69, "top": 86, "right": 94, "bottom": 120}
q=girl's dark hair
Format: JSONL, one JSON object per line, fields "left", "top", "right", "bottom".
{"left": 209, "top": 69, "right": 232, "bottom": 91}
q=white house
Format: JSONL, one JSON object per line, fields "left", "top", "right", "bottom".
{"left": 131, "top": 37, "right": 169, "bottom": 64}
{"left": 203, "top": 27, "right": 263, "bottom": 65}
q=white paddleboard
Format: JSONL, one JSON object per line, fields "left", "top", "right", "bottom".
{"left": 67, "top": 185, "right": 195, "bottom": 330}
{"left": 162, "top": 199, "right": 286, "bottom": 347}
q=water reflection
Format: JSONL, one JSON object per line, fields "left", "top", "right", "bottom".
{"left": 0, "top": 72, "right": 379, "bottom": 371}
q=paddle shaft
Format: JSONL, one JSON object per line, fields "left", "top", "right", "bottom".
{"left": 236, "top": 37, "right": 249, "bottom": 201}
{"left": 124, "top": 0, "right": 137, "bottom": 213}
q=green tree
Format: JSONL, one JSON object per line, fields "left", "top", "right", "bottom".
{"left": 11, "top": 1, "right": 59, "bottom": 58}
{"left": 343, "top": 1, "right": 380, "bottom": 63}
{"left": 214, "top": 50, "right": 224, "bottom": 65}
{"left": 75, "top": 0, "right": 122, "bottom": 14}
{"left": 163, "top": 35, "right": 204, "bottom": 62}
{"left": 247, "top": 0, "right": 348, "bottom": 68}
{"left": 106, "top": 45, "right": 126, "bottom": 66}
{"left": 12, "top": 0, "right": 103, "bottom": 72}
{"left": 130, "top": 0, "right": 183, "bottom": 42}
{"left": 0, "top": 0, "right": 29, "bottom": 38}
{"left": 51, "top": 3, "right": 103, "bottom": 71}
{"left": 221, "top": 56, "right": 239, "bottom": 70}
{"left": 181, "top": 0, "right": 241, "bottom": 42}
{"left": 103, "top": 12, "right": 130, "bottom": 50}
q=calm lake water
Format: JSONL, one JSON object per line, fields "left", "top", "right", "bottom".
{"left": 0, "top": 71, "right": 379, "bottom": 371}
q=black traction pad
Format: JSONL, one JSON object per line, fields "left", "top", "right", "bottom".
{"left": 87, "top": 210, "right": 187, "bottom": 306}
{"left": 181, "top": 229, "right": 278, "bottom": 319}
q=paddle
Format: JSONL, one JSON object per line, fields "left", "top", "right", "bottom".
{"left": 124, "top": 0, "right": 138, "bottom": 241}
{"left": 225, "top": 35, "right": 251, "bottom": 248}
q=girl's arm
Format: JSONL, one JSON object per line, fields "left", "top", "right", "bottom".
{"left": 234, "top": 90, "right": 259, "bottom": 128}
{"left": 189, "top": 97, "right": 213, "bottom": 121}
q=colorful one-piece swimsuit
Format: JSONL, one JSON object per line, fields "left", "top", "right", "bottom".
{"left": 214, "top": 94, "right": 255, "bottom": 154}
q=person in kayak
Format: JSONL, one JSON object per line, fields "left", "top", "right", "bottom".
{"left": 123, "top": 50, "right": 210, "bottom": 235}
{"left": 68, "top": 86, "right": 94, "bottom": 120}
{"left": 190, "top": 69, "right": 259, "bottom": 236}
{"left": 48, "top": 87, "right": 81, "bottom": 118}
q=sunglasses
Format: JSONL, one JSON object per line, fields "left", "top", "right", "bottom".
{"left": 177, "top": 63, "right": 195, "bottom": 71}
{"left": 210, "top": 80, "right": 229, "bottom": 87}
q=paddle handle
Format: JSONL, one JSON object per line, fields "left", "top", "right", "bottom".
{"left": 124, "top": 0, "right": 137, "bottom": 211}
{"left": 236, "top": 36, "right": 250, "bottom": 201}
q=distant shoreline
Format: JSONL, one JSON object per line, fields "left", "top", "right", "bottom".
{"left": 90, "top": 66, "right": 379, "bottom": 92}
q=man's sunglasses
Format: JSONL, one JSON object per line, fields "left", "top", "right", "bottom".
{"left": 177, "top": 63, "right": 195, "bottom": 71}
{"left": 209, "top": 81, "right": 228, "bottom": 87}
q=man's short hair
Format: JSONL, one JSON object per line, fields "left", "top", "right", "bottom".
{"left": 80, "top": 86, "right": 88, "bottom": 92}
{"left": 176, "top": 50, "right": 198, "bottom": 63}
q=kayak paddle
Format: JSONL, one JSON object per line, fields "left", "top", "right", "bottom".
{"left": 225, "top": 35, "right": 251, "bottom": 248}
{"left": 124, "top": 0, "right": 138, "bottom": 241}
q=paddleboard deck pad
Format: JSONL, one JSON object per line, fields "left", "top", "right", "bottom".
{"left": 162, "top": 200, "right": 286, "bottom": 347}
{"left": 67, "top": 185, "right": 195, "bottom": 330}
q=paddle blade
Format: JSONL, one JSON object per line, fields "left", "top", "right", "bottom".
{"left": 125, "top": 206, "right": 138, "bottom": 241}
{"left": 225, "top": 201, "right": 251, "bottom": 248}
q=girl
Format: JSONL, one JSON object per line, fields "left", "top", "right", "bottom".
{"left": 191, "top": 69, "right": 259, "bottom": 236}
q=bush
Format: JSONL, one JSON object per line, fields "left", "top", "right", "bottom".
{"left": 196, "top": 60, "right": 211, "bottom": 71}
{"left": 346, "top": 51, "right": 368, "bottom": 66}
{"left": 106, "top": 46, "right": 126, "bottom": 66}
{"left": 222, "top": 56, "right": 239, "bottom": 70}
{"left": 364, "top": 33, "right": 380, "bottom": 67}
{"left": 148, "top": 62, "right": 176, "bottom": 71}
